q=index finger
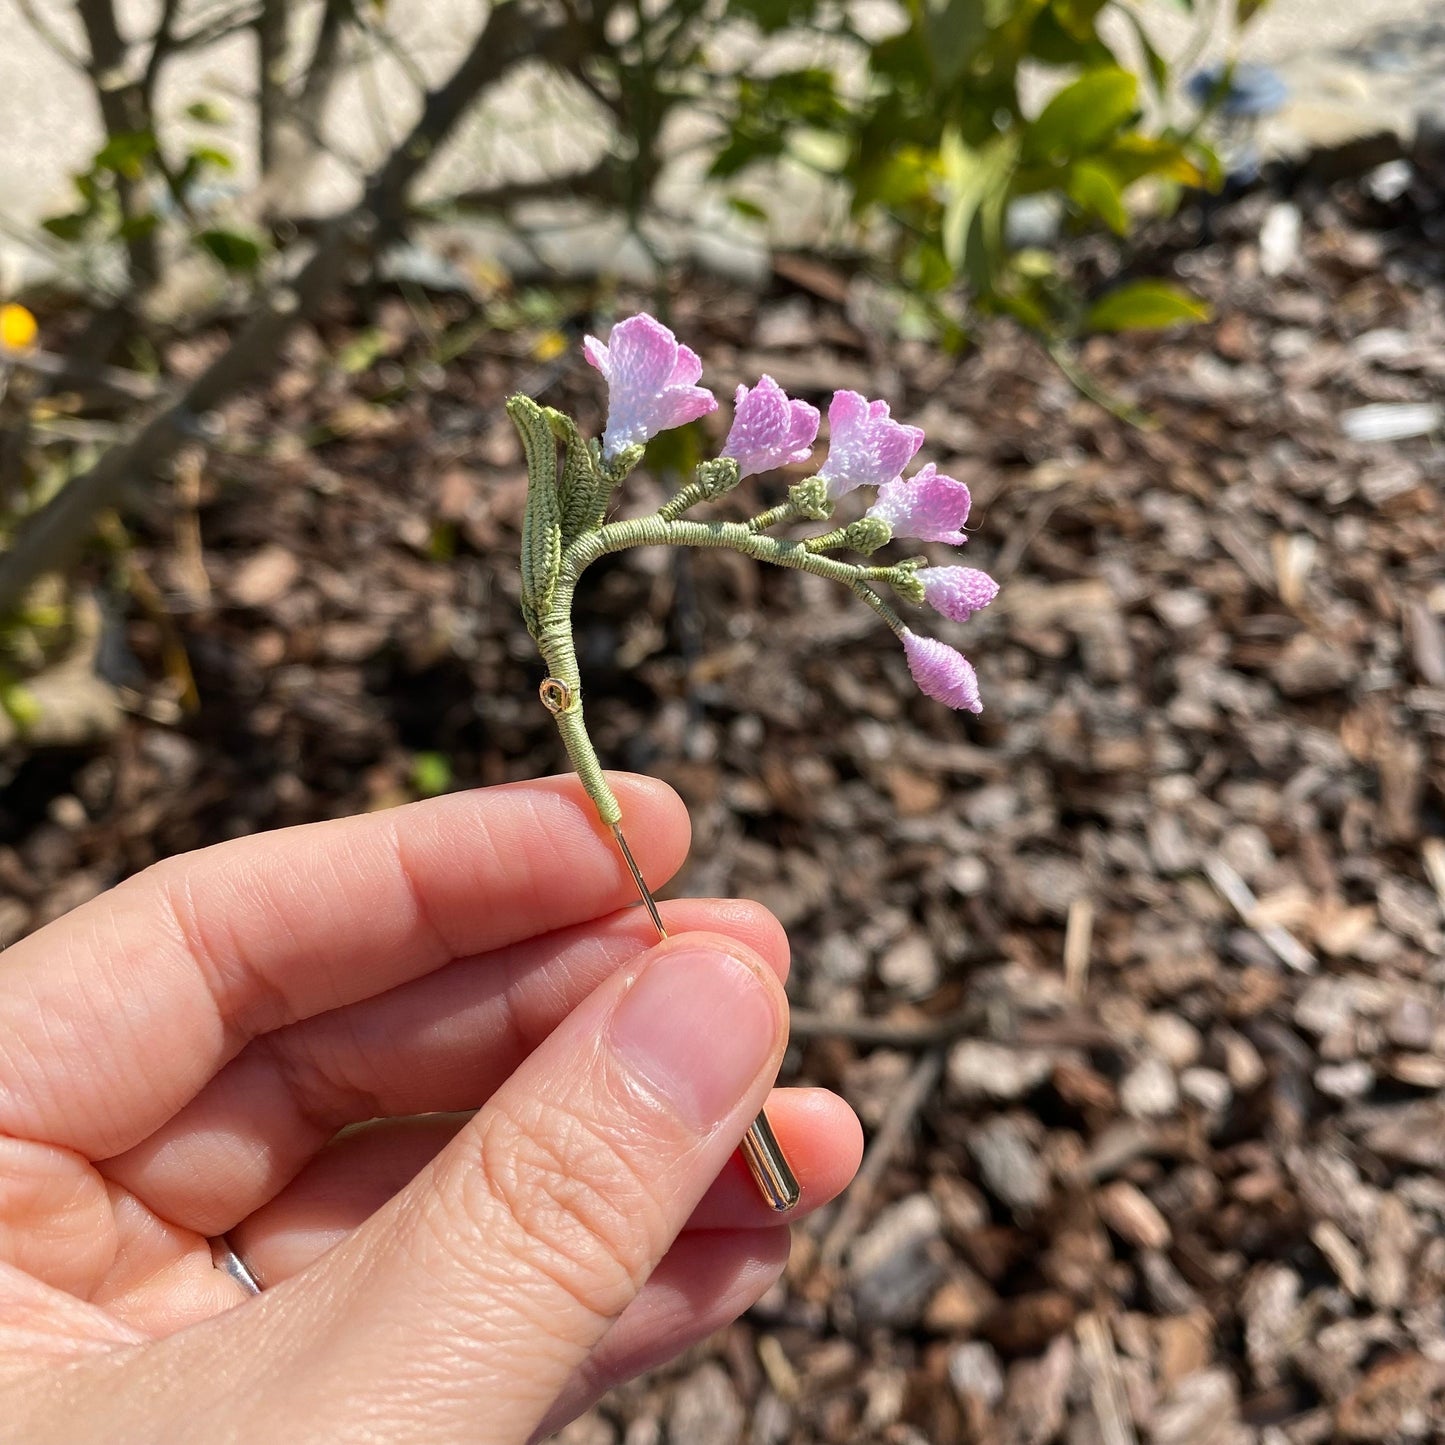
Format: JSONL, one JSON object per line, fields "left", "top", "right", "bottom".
{"left": 0, "top": 773, "right": 689, "bottom": 1160}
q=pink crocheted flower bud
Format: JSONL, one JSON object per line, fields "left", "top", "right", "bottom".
{"left": 721, "top": 375, "right": 820, "bottom": 477}
{"left": 583, "top": 313, "right": 718, "bottom": 461}
{"left": 919, "top": 566, "right": 999, "bottom": 623}
{"left": 815, "top": 390, "right": 925, "bottom": 500}
{"left": 866, "top": 463, "right": 972, "bottom": 545}
{"left": 902, "top": 629, "right": 982, "bottom": 713}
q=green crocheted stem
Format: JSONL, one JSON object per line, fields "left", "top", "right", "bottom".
{"left": 745, "top": 501, "right": 800, "bottom": 532}
{"left": 533, "top": 510, "right": 906, "bottom": 826}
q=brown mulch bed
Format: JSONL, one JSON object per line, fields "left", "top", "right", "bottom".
{"left": 3, "top": 173, "right": 1444, "bottom": 1443}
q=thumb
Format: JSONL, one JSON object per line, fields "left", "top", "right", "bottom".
{"left": 219, "top": 934, "right": 787, "bottom": 1442}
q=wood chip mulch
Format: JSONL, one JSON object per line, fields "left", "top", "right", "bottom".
{"left": 2, "top": 171, "right": 1443, "bottom": 1444}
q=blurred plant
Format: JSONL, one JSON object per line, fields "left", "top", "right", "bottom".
{"left": 0, "top": 0, "right": 1269, "bottom": 626}
{"left": 709, "top": 0, "right": 1259, "bottom": 338}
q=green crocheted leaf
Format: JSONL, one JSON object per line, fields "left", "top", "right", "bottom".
{"left": 506, "top": 395, "right": 563, "bottom": 634}
{"left": 544, "top": 407, "right": 609, "bottom": 541}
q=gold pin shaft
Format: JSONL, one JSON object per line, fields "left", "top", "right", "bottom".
{"left": 611, "top": 823, "right": 801, "bottom": 1213}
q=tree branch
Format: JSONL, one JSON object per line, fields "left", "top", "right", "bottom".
{"left": 76, "top": 0, "right": 162, "bottom": 293}
{"left": 292, "top": 0, "right": 353, "bottom": 134}
{"left": 255, "top": 0, "right": 289, "bottom": 173}
{"left": 168, "top": 5, "right": 265, "bottom": 58}
{"left": 13, "top": 0, "right": 85, "bottom": 69}
{"left": 429, "top": 159, "right": 621, "bottom": 215}
{"left": 0, "top": 0, "right": 575, "bottom": 614}
{"left": 141, "top": 0, "right": 183, "bottom": 102}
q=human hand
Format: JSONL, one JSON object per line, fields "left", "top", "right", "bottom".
{"left": 0, "top": 774, "right": 862, "bottom": 1442}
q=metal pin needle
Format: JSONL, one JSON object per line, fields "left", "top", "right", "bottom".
{"left": 611, "top": 823, "right": 801, "bottom": 1212}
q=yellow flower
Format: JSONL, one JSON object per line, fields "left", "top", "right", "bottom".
{"left": 0, "top": 303, "right": 38, "bottom": 353}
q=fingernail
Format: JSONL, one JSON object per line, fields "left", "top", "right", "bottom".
{"left": 609, "top": 948, "right": 779, "bottom": 1131}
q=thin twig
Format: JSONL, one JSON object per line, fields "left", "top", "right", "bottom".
{"left": 1047, "top": 340, "right": 1155, "bottom": 429}
{"left": 1077, "top": 1312, "right": 1140, "bottom": 1445}
{"left": 0, "top": 345, "right": 160, "bottom": 402}
{"left": 13, "top": 0, "right": 85, "bottom": 68}
{"left": 76, "top": 0, "right": 163, "bottom": 292}
{"left": 1063, "top": 895, "right": 1095, "bottom": 999}
{"left": 431, "top": 160, "right": 620, "bottom": 216}
{"left": 990, "top": 488, "right": 1064, "bottom": 583}
{"left": 1203, "top": 854, "right": 1316, "bottom": 974}
{"left": 814, "top": 1047, "right": 946, "bottom": 1271}
{"left": 141, "top": 0, "right": 183, "bottom": 101}
{"left": 169, "top": 4, "right": 265, "bottom": 55}
{"left": 294, "top": 0, "right": 351, "bottom": 125}
{"left": 255, "top": 0, "right": 289, "bottom": 174}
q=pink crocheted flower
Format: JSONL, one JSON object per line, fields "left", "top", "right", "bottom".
{"left": 919, "top": 566, "right": 999, "bottom": 623}
{"left": 721, "top": 375, "right": 820, "bottom": 477}
{"left": 583, "top": 313, "right": 718, "bottom": 461}
{"left": 902, "top": 630, "right": 982, "bottom": 713}
{"left": 815, "top": 390, "right": 925, "bottom": 500}
{"left": 866, "top": 463, "right": 972, "bottom": 545}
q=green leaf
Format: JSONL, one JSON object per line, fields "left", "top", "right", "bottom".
{"left": 115, "top": 212, "right": 159, "bottom": 242}
{"left": 1068, "top": 160, "right": 1127, "bottom": 234}
{"left": 917, "top": 0, "right": 987, "bottom": 86}
{"left": 1024, "top": 68, "right": 1139, "bottom": 162}
{"left": 1097, "top": 134, "right": 1208, "bottom": 187}
{"left": 786, "top": 127, "right": 850, "bottom": 174}
{"left": 544, "top": 408, "right": 608, "bottom": 540}
{"left": 0, "top": 681, "right": 41, "bottom": 732}
{"left": 940, "top": 129, "right": 1019, "bottom": 291}
{"left": 185, "top": 99, "right": 230, "bottom": 125}
{"left": 854, "top": 145, "right": 937, "bottom": 210}
{"left": 1237, "top": 0, "right": 1271, "bottom": 22}
{"left": 1027, "top": 10, "right": 1115, "bottom": 68}
{"left": 428, "top": 521, "right": 456, "bottom": 562}
{"left": 189, "top": 144, "right": 235, "bottom": 173}
{"left": 643, "top": 423, "right": 704, "bottom": 478}
{"left": 1084, "top": 280, "right": 1210, "bottom": 332}
{"left": 708, "top": 131, "right": 783, "bottom": 180}
{"left": 726, "top": 195, "right": 769, "bottom": 222}
{"left": 410, "top": 752, "right": 453, "bottom": 797}
{"left": 336, "top": 328, "right": 389, "bottom": 374}
{"left": 41, "top": 212, "right": 90, "bottom": 242}
{"left": 1049, "top": 0, "right": 1108, "bottom": 42}
{"left": 506, "top": 395, "right": 563, "bottom": 634}
{"left": 196, "top": 227, "right": 265, "bottom": 271}
{"left": 904, "top": 239, "right": 956, "bottom": 294}
{"left": 729, "top": 0, "right": 817, "bottom": 33}
{"left": 94, "top": 131, "right": 158, "bottom": 179}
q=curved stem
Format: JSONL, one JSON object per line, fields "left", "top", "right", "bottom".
{"left": 847, "top": 580, "right": 907, "bottom": 635}
{"left": 803, "top": 526, "right": 850, "bottom": 553}
{"left": 744, "top": 500, "right": 799, "bottom": 532}
{"left": 535, "top": 509, "right": 907, "bottom": 823}
{"left": 657, "top": 480, "right": 706, "bottom": 520}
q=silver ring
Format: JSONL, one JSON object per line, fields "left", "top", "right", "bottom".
{"left": 210, "top": 1234, "right": 263, "bottom": 1295}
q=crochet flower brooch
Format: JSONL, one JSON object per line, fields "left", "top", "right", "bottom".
{"left": 507, "top": 312, "right": 996, "bottom": 827}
